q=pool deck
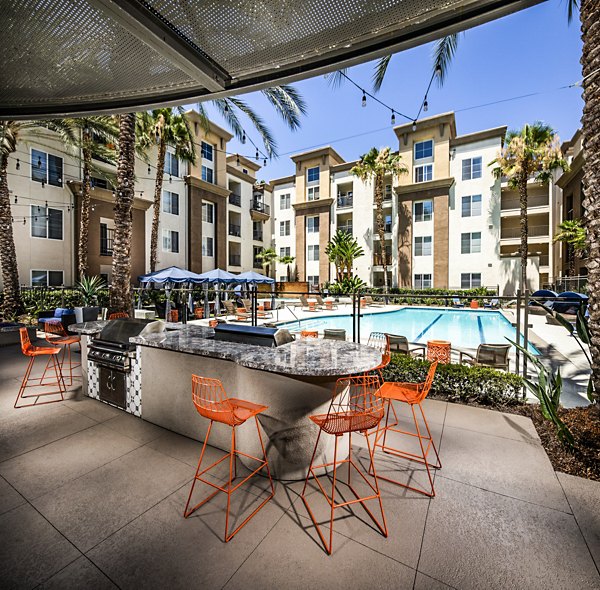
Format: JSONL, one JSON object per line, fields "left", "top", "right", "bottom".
{"left": 0, "top": 343, "right": 598, "bottom": 589}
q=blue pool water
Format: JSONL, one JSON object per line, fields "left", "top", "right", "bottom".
{"left": 280, "top": 308, "right": 538, "bottom": 353}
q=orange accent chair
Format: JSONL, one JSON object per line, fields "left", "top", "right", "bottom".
{"left": 15, "top": 327, "right": 65, "bottom": 409}
{"left": 300, "top": 330, "right": 319, "bottom": 339}
{"left": 167, "top": 309, "right": 179, "bottom": 323}
{"left": 301, "top": 375, "right": 388, "bottom": 554}
{"left": 373, "top": 362, "right": 441, "bottom": 497}
{"left": 108, "top": 312, "right": 129, "bottom": 320}
{"left": 427, "top": 340, "right": 451, "bottom": 364}
{"left": 470, "top": 299, "right": 479, "bottom": 309}
{"left": 43, "top": 321, "right": 81, "bottom": 386}
{"left": 183, "top": 376, "right": 275, "bottom": 542}
{"left": 194, "top": 307, "right": 204, "bottom": 320}
{"left": 366, "top": 332, "right": 397, "bottom": 426}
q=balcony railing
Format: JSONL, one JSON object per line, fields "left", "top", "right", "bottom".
{"left": 501, "top": 225, "right": 549, "bottom": 239}
{"left": 501, "top": 194, "right": 549, "bottom": 210}
{"left": 229, "top": 193, "right": 241, "bottom": 207}
{"left": 253, "top": 259, "right": 262, "bottom": 269}
{"left": 251, "top": 200, "right": 270, "bottom": 215}
{"left": 373, "top": 254, "right": 392, "bottom": 266}
{"left": 338, "top": 223, "right": 353, "bottom": 235}
{"left": 337, "top": 194, "right": 353, "bottom": 208}
{"left": 253, "top": 230, "right": 263, "bottom": 241}
{"left": 228, "top": 224, "right": 241, "bottom": 237}
{"left": 229, "top": 254, "right": 241, "bottom": 266}
{"left": 539, "top": 254, "right": 550, "bottom": 267}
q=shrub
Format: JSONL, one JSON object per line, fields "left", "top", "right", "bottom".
{"left": 382, "top": 353, "right": 524, "bottom": 407}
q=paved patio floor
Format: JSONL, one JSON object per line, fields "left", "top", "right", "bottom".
{"left": 0, "top": 344, "right": 598, "bottom": 589}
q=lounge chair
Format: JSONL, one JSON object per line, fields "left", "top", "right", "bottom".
{"left": 323, "top": 328, "right": 346, "bottom": 341}
{"left": 386, "top": 334, "right": 426, "bottom": 358}
{"left": 240, "top": 299, "right": 273, "bottom": 319}
{"left": 300, "top": 295, "right": 323, "bottom": 310}
{"left": 452, "top": 297, "right": 465, "bottom": 308}
{"left": 223, "top": 301, "right": 250, "bottom": 322}
{"left": 484, "top": 298, "right": 500, "bottom": 309}
{"left": 362, "top": 295, "right": 384, "bottom": 307}
{"left": 459, "top": 344, "right": 510, "bottom": 371}
{"left": 323, "top": 299, "right": 338, "bottom": 311}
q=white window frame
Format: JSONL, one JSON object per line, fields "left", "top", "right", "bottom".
{"left": 31, "top": 270, "right": 64, "bottom": 287}
{"left": 30, "top": 205, "right": 63, "bottom": 240}
{"left": 414, "top": 201, "right": 433, "bottom": 222}
{"left": 200, "top": 141, "right": 213, "bottom": 162}
{"left": 279, "top": 246, "right": 291, "bottom": 258}
{"left": 307, "top": 166, "right": 320, "bottom": 184}
{"left": 461, "top": 273, "right": 482, "bottom": 288}
{"left": 165, "top": 151, "right": 179, "bottom": 177}
{"left": 201, "top": 165, "right": 214, "bottom": 184}
{"left": 414, "top": 164, "right": 433, "bottom": 183}
{"left": 280, "top": 220, "right": 290, "bottom": 236}
{"left": 461, "top": 232, "right": 482, "bottom": 254}
{"left": 307, "top": 275, "right": 319, "bottom": 288}
{"left": 462, "top": 157, "right": 483, "bottom": 180}
{"left": 162, "top": 229, "right": 179, "bottom": 253}
{"left": 202, "top": 202, "right": 214, "bottom": 223}
{"left": 31, "top": 148, "right": 63, "bottom": 187}
{"left": 307, "top": 186, "right": 320, "bottom": 201}
{"left": 414, "top": 139, "right": 434, "bottom": 161}
{"left": 307, "top": 245, "right": 320, "bottom": 261}
{"left": 163, "top": 190, "right": 179, "bottom": 215}
{"left": 307, "top": 216, "right": 320, "bottom": 233}
{"left": 414, "top": 236, "right": 432, "bottom": 257}
{"left": 280, "top": 193, "right": 291, "bottom": 209}
{"left": 414, "top": 273, "right": 432, "bottom": 289}
{"left": 461, "top": 195, "right": 482, "bottom": 218}
{"left": 202, "top": 236, "right": 214, "bottom": 257}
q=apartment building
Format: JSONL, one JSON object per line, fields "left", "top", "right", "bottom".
{"left": 272, "top": 112, "right": 553, "bottom": 294}
{"left": 1, "top": 111, "right": 272, "bottom": 288}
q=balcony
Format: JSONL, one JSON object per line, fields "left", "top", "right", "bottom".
{"left": 250, "top": 200, "right": 270, "bottom": 220}
{"left": 337, "top": 194, "right": 353, "bottom": 208}
{"left": 501, "top": 194, "right": 549, "bottom": 213}
{"left": 373, "top": 253, "right": 392, "bottom": 266}
{"left": 228, "top": 254, "right": 241, "bottom": 266}
{"left": 229, "top": 193, "right": 241, "bottom": 207}
{"left": 539, "top": 254, "right": 550, "bottom": 267}
{"left": 338, "top": 223, "right": 353, "bottom": 235}
{"left": 228, "top": 224, "right": 241, "bottom": 237}
{"left": 253, "top": 230, "right": 263, "bottom": 241}
{"left": 500, "top": 225, "right": 550, "bottom": 240}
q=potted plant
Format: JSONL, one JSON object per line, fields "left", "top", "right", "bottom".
{"left": 75, "top": 276, "right": 105, "bottom": 323}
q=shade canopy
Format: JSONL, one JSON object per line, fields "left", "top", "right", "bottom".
{"left": 195, "top": 268, "right": 245, "bottom": 284}
{"left": 236, "top": 271, "right": 275, "bottom": 284}
{"left": 2, "top": 0, "right": 542, "bottom": 118}
{"left": 138, "top": 266, "right": 204, "bottom": 284}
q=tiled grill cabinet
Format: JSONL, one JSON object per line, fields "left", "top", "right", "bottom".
{"left": 70, "top": 321, "right": 381, "bottom": 480}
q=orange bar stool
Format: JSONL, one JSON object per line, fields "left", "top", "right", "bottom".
{"left": 366, "top": 332, "right": 398, "bottom": 426}
{"left": 183, "top": 375, "right": 275, "bottom": 542}
{"left": 301, "top": 375, "right": 388, "bottom": 555}
{"left": 16, "top": 327, "right": 65, "bottom": 409}
{"left": 108, "top": 311, "right": 129, "bottom": 320}
{"left": 167, "top": 309, "right": 179, "bottom": 322}
{"left": 300, "top": 330, "right": 319, "bottom": 339}
{"left": 373, "top": 362, "right": 441, "bottom": 497}
{"left": 43, "top": 321, "right": 81, "bottom": 386}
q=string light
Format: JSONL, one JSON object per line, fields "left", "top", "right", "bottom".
{"left": 390, "top": 110, "right": 396, "bottom": 125}
{"left": 241, "top": 131, "right": 246, "bottom": 144}
{"left": 423, "top": 99, "right": 429, "bottom": 112}
{"left": 236, "top": 154, "right": 240, "bottom": 166}
{"left": 412, "top": 121, "right": 417, "bottom": 132}
{"left": 37, "top": 156, "right": 42, "bottom": 168}
{"left": 16, "top": 159, "right": 20, "bottom": 170}
{"left": 14, "top": 196, "right": 17, "bottom": 204}
{"left": 361, "top": 91, "right": 367, "bottom": 107}
{"left": 255, "top": 148, "right": 259, "bottom": 160}
{"left": 41, "top": 179, "right": 45, "bottom": 188}
{"left": 169, "top": 174, "right": 172, "bottom": 183}
{"left": 263, "top": 158, "right": 267, "bottom": 167}
{"left": 148, "top": 165, "right": 151, "bottom": 175}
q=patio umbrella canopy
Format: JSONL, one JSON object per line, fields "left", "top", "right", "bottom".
{"left": 196, "top": 268, "right": 245, "bottom": 284}
{"left": 1, "top": 0, "right": 542, "bottom": 118}
{"left": 138, "top": 266, "right": 204, "bottom": 284}
{"left": 236, "top": 271, "right": 275, "bottom": 284}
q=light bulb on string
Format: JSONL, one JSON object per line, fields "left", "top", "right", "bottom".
{"left": 16, "top": 159, "right": 20, "bottom": 170}
{"left": 255, "top": 149, "right": 259, "bottom": 160}
{"left": 37, "top": 206, "right": 40, "bottom": 213}
{"left": 169, "top": 175, "right": 172, "bottom": 183}
{"left": 41, "top": 180, "right": 45, "bottom": 188}
{"left": 23, "top": 218, "right": 26, "bottom": 225}
{"left": 390, "top": 110, "right": 396, "bottom": 125}
{"left": 14, "top": 196, "right": 17, "bottom": 204}
{"left": 224, "top": 102, "right": 229, "bottom": 113}
{"left": 241, "top": 131, "right": 246, "bottom": 144}
{"left": 236, "top": 154, "right": 240, "bottom": 166}
{"left": 361, "top": 91, "right": 367, "bottom": 107}
{"left": 45, "top": 200, "right": 48, "bottom": 208}
{"left": 412, "top": 121, "right": 417, "bottom": 132}
{"left": 263, "top": 158, "right": 267, "bottom": 167}
{"left": 37, "top": 156, "right": 42, "bottom": 168}
{"left": 423, "top": 99, "right": 429, "bottom": 112}
{"left": 148, "top": 165, "right": 151, "bottom": 175}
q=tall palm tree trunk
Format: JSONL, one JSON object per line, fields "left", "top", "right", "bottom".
{"left": 581, "top": 0, "right": 600, "bottom": 404}
{"left": 518, "top": 171, "right": 528, "bottom": 291}
{"left": 150, "top": 139, "right": 166, "bottom": 272}
{"left": 78, "top": 138, "right": 92, "bottom": 279}
{"left": 0, "top": 154, "right": 21, "bottom": 318}
{"left": 374, "top": 174, "right": 389, "bottom": 290}
{"left": 110, "top": 114, "right": 136, "bottom": 314}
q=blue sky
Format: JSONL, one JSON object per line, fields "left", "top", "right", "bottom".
{"left": 201, "top": 0, "right": 583, "bottom": 181}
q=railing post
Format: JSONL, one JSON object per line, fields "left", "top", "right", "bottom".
{"left": 522, "top": 289, "right": 530, "bottom": 394}
{"left": 357, "top": 291, "right": 362, "bottom": 344}
{"left": 515, "top": 289, "right": 521, "bottom": 377}
{"left": 251, "top": 285, "right": 257, "bottom": 327}
{"left": 352, "top": 292, "right": 356, "bottom": 343}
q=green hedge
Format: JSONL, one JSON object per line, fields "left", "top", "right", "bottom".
{"left": 382, "top": 354, "right": 524, "bottom": 407}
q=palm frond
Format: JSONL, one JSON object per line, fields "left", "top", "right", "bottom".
{"left": 566, "top": 0, "right": 579, "bottom": 23}
{"left": 261, "top": 85, "right": 307, "bottom": 131}
{"left": 211, "top": 98, "right": 244, "bottom": 142}
{"left": 432, "top": 34, "right": 460, "bottom": 87}
{"left": 372, "top": 55, "right": 392, "bottom": 92}
{"left": 227, "top": 97, "right": 277, "bottom": 157}
{"left": 325, "top": 69, "right": 348, "bottom": 89}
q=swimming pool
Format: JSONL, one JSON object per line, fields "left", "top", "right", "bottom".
{"left": 280, "top": 307, "right": 538, "bottom": 353}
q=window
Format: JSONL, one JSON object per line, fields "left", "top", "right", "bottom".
{"left": 280, "top": 193, "right": 291, "bottom": 209}
{"left": 461, "top": 195, "right": 482, "bottom": 217}
{"left": 279, "top": 276, "right": 286, "bottom": 282}
{"left": 100, "top": 224, "right": 114, "bottom": 256}
{"left": 384, "top": 184, "right": 392, "bottom": 200}
{"left": 91, "top": 176, "right": 108, "bottom": 189}
{"left": 31, "top": 149, "right": 63, "bottom": 187}
{"left": 202, "top": 202, "right": 214, "bottom": 223}
{"left": 307, "top": 275, "right": 319, "bottom": 288}
{"left": 307, "top": 186, "right": 320, "bottom": 201}
{"left": 414, "top": 274, "right": 432, "bottom": 289}
{"left": 201, "top": 166, "right": 214, "bottom": 184}
{"left": 414, "top": 201, "right": 432, "bottom": 222}
{"left": 384, "top": 214, "right": 392, "bottom": 233}
{"left": 280, "top": 247, "right": 291, "bottom": 258}
{"left": 414, "top": 236, "right": 432, "bottom": 256}
{"left": 414, "top": 140, "right": 433, "bottom": 160}
{"left": 253, "top": 220, "right": 262, "bottom": 240}
{"left": 307, "top": 216, "right": 319, "bottom": 233}
{"left": 280, "top": 220, "right": 290, "bottom": 236}
{"left": 31, "top": 270, "right": 63, "bottom": 287}
{"left": 253, "top": 246, "right": 262, "bottom": 268}
{"left": 462, "top": 157, "right": 482, "bottom": 180}
{"left": 308, "top": 245, "right": 320, "bottom": 261}
{"left": 165, "top": 152, "right": 179, "bottom": 176}
{"left": 162, "top": 229, "right": 179, "bottom": 253}
{"left": 202, "top": 236, "right": 214, "bottom": 257}
{"left": 163, "top": 191, "right": 179, "bottom": 215}
{"left": 461, "top": 232, "right": 482, "bottom": 254}
{"left": 200, "top": 141, "right": 213, "bottom": 161}
{"left": 307, "top": 166, "right": 320, "bottom": 183}
{"left": 30, "top": 206, "right": 63, "bottom": 240}
{"left": 461, "top": 273, "right": 482, "bottom": 288}
{"left": 414, "top": 164, "right": 433, "bottom": 183}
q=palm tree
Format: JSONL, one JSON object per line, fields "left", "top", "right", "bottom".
{"left": 0, "top": 120, "right": 76, "bottom": 318}
{"left": 279, "top": 255, "right": 296, "bottom": 282}
{"left": 140, "top": 108, "right": 195, "bottom": 272}
{"left": 255, "top": 247, "right": 278, "bottom": 278}
{"left": 325, "top": 229, "right": 365, "bottom": 282}
{"left": 554, "top": 219, "right": 586, "bottom": 276}
{"left": 491, "top": 124, "right": 567, "bottom": 291}
{"left": 109, "top": 113, "right": 136, "bottom": 314}
{"left": 350, "top": 147, "right": 407, "bottom": 290}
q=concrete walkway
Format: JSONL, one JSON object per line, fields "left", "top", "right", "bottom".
{"left": 0, "top": 345, "right": 598, "bottom": 589}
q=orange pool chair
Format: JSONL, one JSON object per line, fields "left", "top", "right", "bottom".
{"left": 366, "top": 332, "right": 397, "bottom": 426}
{"left": 301, "top": 375, "right": 388, "bottom": 554}
{"left": 373, "top": 361, "right": 441, "bottom": 497}
{"left": 43, "top": 321, "right": 81, "bottom": 386}
{"left": 183, "top": 375, "right": 275, "bottom": 542}
{"left": 15, "top": 327, "right": 65, "bottom": 409}
{"left": 108, "top": 311, "right": 129, "bottom": 320}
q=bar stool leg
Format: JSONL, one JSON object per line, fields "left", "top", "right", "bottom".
{"left": 254, "top": 416, "right": 275, "bottom": 497}
{"left": 417, "top": 402, "right": 441, "bottom": 469}
{"left": 225, "top": 426, "right": 236, "bottom": 541}
{"left": 411, "top": 404, "right": 436, "bottom": 497}
{"left": 184, "top": 421, "right": 218, "bottom": 518}
{"left": 15, "top": 357, "right": 35, "bottom": 408}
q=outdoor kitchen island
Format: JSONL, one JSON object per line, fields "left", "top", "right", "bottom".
{"left": 70, "top": 321, "right": 381, "bottom": 480}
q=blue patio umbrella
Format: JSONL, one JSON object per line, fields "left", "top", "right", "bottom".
{"left": 196, "top": 269, "right": 245, "bottom": 315}
{"left": 138, "top": 266, "right": 204, "bottom": 284}
{"left": 236, "top": 271, "right": 275, "bottom": 284}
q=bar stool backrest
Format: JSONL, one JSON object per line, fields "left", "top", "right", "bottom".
{"left": 417, "top": 361, "right": 438, "bottom": 403}
{"left": 329, "top": 375, "right": 384, "bottom": 421}
{"left": 19, "top": 327, "right": 35, "bottom": 355}
{"left": 191, "top": 375, "right": 237, "bottom": 425}
{"left": 44, "top": 320, "right": 67, "bottom": 340}
{"left": 108, "top": 312, "right": 129, "bottom": 320}
{"left": 367, "top": 332, "right": 390, "bottom": 354}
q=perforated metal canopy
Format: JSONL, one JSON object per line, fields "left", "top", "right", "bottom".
{"left": 2, "top": 0, "right": 543, "bottom": 119}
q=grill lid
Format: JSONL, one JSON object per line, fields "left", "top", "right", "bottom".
{"left": 97, "top": 318, "right": 155, "bottom": 345}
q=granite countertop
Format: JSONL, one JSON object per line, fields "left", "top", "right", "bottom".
{"left": 69, "top": 320, "right": 188, "bottom": 335}
{"left": 131, "top": 325, "right": 381, "bottom": 377}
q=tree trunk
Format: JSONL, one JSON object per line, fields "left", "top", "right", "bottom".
{"left": 568, "top": 245, "right": 575, "bottom": 277}
{"left": 109, "top": 113, "right": 136, "bottom": 314}
{"left": 78, "top": 133, "right": 92, "bottom": 280}
{"left": 581, "top": 0, "right": 600, "bottom": 405}
{"left": 150, "top": 139, "right": 166, "bottom": 272}
{"left": 0, "top": 154, "right": 22, "bottom": 318}
{"left": 518, "top": 171, "right": 529, "bottom": 292}
{"left": 374, "top": 173, "right": 389, "bottom": 290}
